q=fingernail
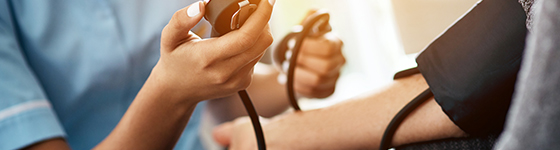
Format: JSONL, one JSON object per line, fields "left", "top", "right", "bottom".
{"left": 187, "top": 2, "right": 202, "bottom": 17}
{"left": 268, "top": 0, "right": 276, "bottom": 6}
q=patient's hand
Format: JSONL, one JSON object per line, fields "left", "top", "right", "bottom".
{"left": 212, "top": 109, "right": 333, "bottom": 150}
{"left": 213, "top": 116, "right": 294, "bottom": 150}
{"left": 293, "top": 33, "right": 345, "bottom": 98}
{"left": 213, "top": 117, "right": 264, "bottom": 150}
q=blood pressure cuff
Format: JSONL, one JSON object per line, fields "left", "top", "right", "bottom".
{"left": 416, "top": 0, "right": 528, "bottom": 135}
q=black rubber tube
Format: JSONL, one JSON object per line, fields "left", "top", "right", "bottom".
{"left": 238, "top": 90, "right": 267, "bottom": 150}
{"left": 379, "top": 88, "right": 433, "bottom": 150}
{"left": 205, "top": 1, "right": 266, "bottom": 149}
{"left": 286, "top": 13, "right": 331, "bottom": 111}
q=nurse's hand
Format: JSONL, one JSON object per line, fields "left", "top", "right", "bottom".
{"left": 94, "top": 1, "right": 277, "bottom": 150}
{"left": 293, "top": 33, "right": 345, "bottom": 98}
{"left": 149, "top": 0, "right": 274, "bottom": 105}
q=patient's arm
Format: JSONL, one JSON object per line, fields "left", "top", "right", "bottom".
{"left": 213, "top": 73, "right": 466, "bottom": 149}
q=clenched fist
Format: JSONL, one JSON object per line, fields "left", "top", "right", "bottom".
{"left": 293, "top": 32, "right": 345, "bottom": 98}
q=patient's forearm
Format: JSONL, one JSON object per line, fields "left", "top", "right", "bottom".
{"left": 263, "top": 74, "right": 466, "bottom": 149}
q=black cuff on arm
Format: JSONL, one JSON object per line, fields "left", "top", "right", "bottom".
{"left": 416, "top": 0, "right": 528, "bottom": 135}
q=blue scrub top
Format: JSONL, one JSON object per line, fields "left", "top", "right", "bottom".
{"left": 0, "top": 0, "right": 206, "bottom": 149}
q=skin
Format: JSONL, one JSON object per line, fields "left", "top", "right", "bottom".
{"left": 22, "top": 0, "right": 345, "bottom": 149}
{"left": 208, "top": 33, "right": 344, "bottom": 122}
{"left": 25, "top": 1, "right": 273, "bottom": 149}
{"left": 213, "top": 74, "right": 467, "bottom": 150}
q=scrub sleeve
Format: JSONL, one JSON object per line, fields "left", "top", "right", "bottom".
{"left": 0, "top": 1, "right": 66, "bottom": 149}
{"left": 415, "top": 0, "right": 528, "bottom": 135}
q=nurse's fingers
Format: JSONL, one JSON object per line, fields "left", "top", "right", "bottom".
{"left": 225, "top": 26, "right": 273, "bottom": 68}
{"left": 216, "top": 0, "right": 275, "bottom": 57}
{"left": 161, "top": 1, "right": 206, "bottom": 52}
{"left": 236, "top": 0, "right": 275, "bottom": 39}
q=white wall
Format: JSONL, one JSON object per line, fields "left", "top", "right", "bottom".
{"left": 269, "top": 0, "right": 477, "bottom": 109}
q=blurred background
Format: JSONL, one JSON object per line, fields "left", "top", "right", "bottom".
{"left": 268, "top": 0, "right": 479, "bottom": 109}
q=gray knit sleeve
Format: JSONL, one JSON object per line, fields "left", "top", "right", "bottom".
{"left": 519, "top": 0, "right": 535, "bottom": 30}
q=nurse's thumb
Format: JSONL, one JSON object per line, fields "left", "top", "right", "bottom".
{"left": 161, "top": 1, "right": 206, "bottom": 50}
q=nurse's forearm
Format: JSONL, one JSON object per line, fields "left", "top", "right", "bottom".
{"left": 23, "top": 138, "right": 70, "bottom": 150}
{"left": 94, "top": 77, "right": 199, "bottom": 150}
{"left": 208, "top": 63, "right": 291, "bottom": 122}
{"left": 23, "top": 78, "right": 199, "bottom": 150}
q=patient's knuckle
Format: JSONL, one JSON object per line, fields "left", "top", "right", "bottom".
{"left": 328, "top": 45, "right": 340, "bottom": 55}
{"left": 315, "top": 87, "right": 335, "bottom": 98}
{"left": 322, "top": 61, "right": 337, "bottom": 73}
{"left": 340, "top": 55, "right": 347, "bottom": 64}
{"left": 309, "top": 75, "right": 325, "bottom": 87}
{"left": 337, "top": 38, "right": 344, "bottom": 47}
